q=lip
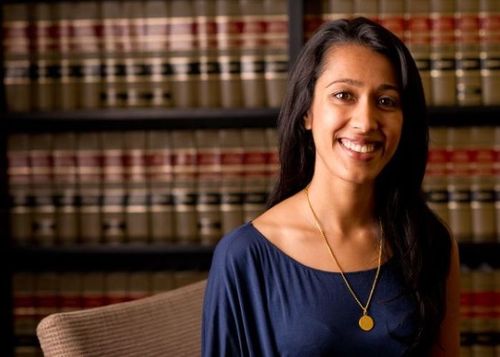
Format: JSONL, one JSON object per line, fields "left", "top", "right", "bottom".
{"left": 337, "top": 137, "right": 383, "bottom": 161}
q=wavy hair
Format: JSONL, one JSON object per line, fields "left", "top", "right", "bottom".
{"left": 267, "top": 17, "right": 452, "bottom": 355}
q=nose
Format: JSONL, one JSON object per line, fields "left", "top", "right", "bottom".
{"left": 350, "top": 99, "right": 379, "bottom": 132}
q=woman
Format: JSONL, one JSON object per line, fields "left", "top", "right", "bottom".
{"left": 202, "top": 17, "right": 460, "bottom": 356}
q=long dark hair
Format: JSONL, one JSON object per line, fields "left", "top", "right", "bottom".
{"left": 268, "top": 17, "right": 452, "bottom": 355}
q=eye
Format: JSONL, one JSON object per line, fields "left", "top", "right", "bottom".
{"left": 378, "top": 96, "right": 400, "bottom": 109}
{"left": 333, "top": 91, "right": 354, "bottom": 102}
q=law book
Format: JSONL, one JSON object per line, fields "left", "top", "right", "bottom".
{"left": 104, "top": 272, "right": 129, "bottom": 305}
{"left": 150, "top": 271, "right": 176, "bottom": 294}
{"left": 32, "top": 2, "right": 58, "bottom": 111}
{"left": 303, "top": 1, "right": 323, "bottom": 41}
{"left": 7, "top": 134, "right": 33, "bottom": 246}
{"left": 219, "top": 129, "right": 245, "bottom": 235}
{"left": 100, "top": 131, "right": 126, "bottom": 244}
{"left": 263, "top": 0, "right": 288, "bottom": 108}
{"left": 322, "top": 0, "right": 354, "bottom": 22}
{"left": 196, "top": 129, "right": 222, "bottom": 245}
{"left": 379, "top": 0, "right": 405, "bottom": 40}
{"left": 446, "top": 127, "right": 473, "bottom": 243}
{"left": 146, "top": 131, "right": 175, "bottom": 243}
{"left": 240, "top": 0, "right": 266, "bottom": 108}
{"left": 82, "top": 272, "right": 106, "bottom": 309}
{"left": 34, "top": 273, "right": 59, "bottom": 323}
{"left": 470, "top": 266, "right": 496, "bottom": 356}
{"left": 2, "top": 3, "right": 32, "bottom": 112}
{"left": 455, "top": 0, "right": 482, "bottom": 106}
{"left": 122, "top": 1, "right": 148, "bottom": 108}
{"left": 495, "top": 127, "right": 500, "bottom": 242}
{"left": 195, "top": 0, "right": 221, "bottom": 107}
{"left": 470, "top": 127, "right": 496, "bottom": 242}
{"left": 124, "top": 131, "right": 149, "bottom": 244}
{"left": 424, "top": 127, "right": 450, "bottom": 226}
{"left": 13, "top": 273, "right": 37, "bottom": 337}
{"left": 58, "top": 272, "right": 82, "bottom": 313}
{"left": 265, "top": 128, "right": 279, "bottom": 194}
{"left": 216, "top": 0, "right": 243, "bottom": 108}
{"left": 430, "top": 0, "right": 457, "bottom": 105}
{"left": 127, "top": 272, "right": 151, "bottom": 301}
{"left": 354, "top": 0, "right": 379, "bottom": 22}
{"left": 479, "top": 0, "right": 500, "bottom": 105}
{"left": 76, "top": 132, "right": 102, "bottom": 244}
{"left": 143, "top": 0, "right": 171, "bottom": 107}
{"left": 54, "top": 2, "right": 78, "bottom": 110}
{"left": 101, "top": 0, "right": 128, "bottom": 108}
{"left": 404, "top": 0, "right": 433, "bottom": 105}
{"left": 52, "top": 132, "right": 79, "bottom": 245}
{"left": 174, "top": 270, "right": 208, "bottom": 289}
{"left": 242, "top": 128, "right": 269, "bottom": 223}
{"left": 73, "top": 1, "right": 102, "bottom": 109}
{"left": 30, "top": 133, "right": 56, "bottom": 246}
{"left": 172, "top": 130, "right": 198, "bottom": 243}
{"left": 168, "top": 0, "right": 199, "bottom": 107}
{"left": 459, "top": 266, "right": 474, "bottom": 356}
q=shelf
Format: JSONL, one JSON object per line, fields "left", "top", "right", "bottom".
{"left": 2, "top": 107, "right": 280, "bottom": 132}
{"left": 428, "top": 106, "right": 500, "bottom": 126}
{"left": 11, "top": 244, "right": 215, "bottom": 271}
{"left": 458, "top": 242, "right": 500, "bottom": 268}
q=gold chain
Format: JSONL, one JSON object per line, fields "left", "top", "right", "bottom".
{"left": 304, "top": 185, "right": 383, "bottom": 320}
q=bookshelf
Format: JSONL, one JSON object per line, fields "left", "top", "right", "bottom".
{"left": 1, "top": 0, "right": 499, "bottom": 356}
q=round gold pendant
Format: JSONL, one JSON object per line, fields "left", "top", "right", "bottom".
{"left": 358, "top": 314, "right": 374, "bottom": 331}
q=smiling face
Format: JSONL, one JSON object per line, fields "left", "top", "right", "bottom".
{"left": 304, "top": 43, "right": 403, "bottom": 186}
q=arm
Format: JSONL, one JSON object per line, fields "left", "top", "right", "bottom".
{"left": 431, "top": 237, "right": 460, "bottom": 356}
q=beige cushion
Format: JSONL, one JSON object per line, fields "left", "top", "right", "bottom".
{"left": 37, "top": 279, "right": 206, "bottom": 357}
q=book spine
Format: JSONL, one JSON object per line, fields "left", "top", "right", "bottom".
{"left": 32, "top": 3, "right": 59, "bottom": 111}
{"left": 404, "top": 0, "right": 433, "bottom": 105}
{"left": 424, "top": 127, "right": 450, "bottom": 225}
{"left": 471, "top": 266, "right": 496, "bottom": 356}
{"left": 495, "top": 127, "right": 500, "bottom": 242}
{"left": 446, "top": 127, "right": 473, "bottom": 243}
{"left": 169, "top": 0, "right": 199, "bottom": 108}
{"left": 196, "top": 129, "right": 222, "bottom": 245}
{"left": 34, "top": 273, "right": 59, "bottom": 323}
{"left": 354, "top": 0, "right": 379, "bottom": 22}
{"left": 127, "top": 272, "right": 151, "bottom": 301}
{"left": 52, "top": 132, "right": 79, "bottom": 245}
{"left": 7, "top": 134, "right": 33, "bottom": 245}
{"left": 263, "top": 0, "right": 288, "bottom": 108}
{"left": 240, "top": 0, "right": 266, "bottom": 108}
{"left": 100, "top": 132, "right": 126, "bottom": 244}
{"left": 430, "top": 0, "right": 457, "bottom": 105}
{"left": 195, "top": 0, "right": 220, "bottom": 107}
{"left": 479, "top": 0, "right": 500, "bottom": 105}
{"left": 82, "top": 272, "right": 106, "bottom": 308}
{"left": 12, "top": 273, "right": 37, "bottom": 337}
{"left": 379, "top": 0, "right": 405, "bottom": 40}
{"left": 2, "top": 3, "right": 32, "bottom": 111}
{"left": 58, "top": 273, "right": 82, "bottom": 312}
{"left": 242, "top": 128, "right": 269, "bottom": 222}
{"left": 104, "top": 272, "right": 129, "bottom": 304}
{"left": 76, "top": 132, "right": 102, "bottom": 244}
{"left": 459, "top": 266, "right": 474, "bottom": 356}
{"left": 143, "top": 1, "right": 171, "bottom": 107}
{"left": 124, "top": 131, "right": 149, "bottom": 244}
{"left": 456, "top": 0, "right": 482, "bottom": 106}
{"left": 216, "top": 0, "right": 243, "bottom": 108}
{"left": 303, "top": 1, "right": 323, "bottom": 41}
{"left": 146, "top": 131, "right": 175, "bottom": 243}
{"left": 73, "top": 1, "right": 102, "bottom": 109}
{"left": 150, "top": 271, "right": 176, "bottom": 294}
{"left": 172, "top": 130, "right": 199, "bottom": 243}
{"left": 470, "top": 127, "right": 496, "bottom": 242}
{"left": 30, "top": 133, "right": 56, "bottom": 246}
{"left": 219, "top": 129, "right": 245, "bottom": 235}
{"left": 322, "top": 0, "right": 354, "bottom": 22}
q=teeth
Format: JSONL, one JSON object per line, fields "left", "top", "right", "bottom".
{"left": 340, "top": 139, "right": 376, "bottom": 153}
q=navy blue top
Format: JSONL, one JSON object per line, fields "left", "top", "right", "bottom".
{"left": 202, "top": 222, "right": 417, "bottom": 356}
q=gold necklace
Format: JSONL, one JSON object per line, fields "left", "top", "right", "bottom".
{"left": 304, "top": 185, "right": 383, "bottom": 332}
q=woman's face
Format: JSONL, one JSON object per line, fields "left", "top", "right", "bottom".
{"left": 305, "top": 43, "right": 403, "bottom": 186}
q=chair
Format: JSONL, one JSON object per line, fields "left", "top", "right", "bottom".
{"left": 36, "top": 279, "right": 207, "bottom": 357}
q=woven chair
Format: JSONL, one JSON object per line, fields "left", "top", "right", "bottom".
{"left": 36, "top": 279, "right": 206, "bottom": 357}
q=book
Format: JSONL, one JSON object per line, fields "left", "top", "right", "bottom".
{"left": 105, "top": 272, "right": 129, "bottom": 304}
{"left": 354, "top": 0, "right": 379, "bottom": 22}
{"left": 322, "top": 0, "right": 354, "bottom": 22}
{"left": 12, "top": 273, "right": 37, "bottom": 337}
{"left": 82, "top": 272, "right": 106, "bottom": 308}
{"left": 479, "top": 0, "right": 500, "bottom": 105}
{"left": 58, "top": 272, "right": 83, "bottom": 312}
{"left": 379, "top": 0, "right": 405, "bottom": 40}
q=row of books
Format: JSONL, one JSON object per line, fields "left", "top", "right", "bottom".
{"left": 8, "top": 128, "right": 278, "bottom": 245}
{"left": 305, "top": 0, "right": 500, "bottom": 106}
{"left": 12, "top": 270, "right": 208, "bottom": 338}
{"left": 2, "top": 0, "right": 288, "bottom": 111}
{"left": 460, "top": 265, "right": 500, "bottom": 356}
{"left": 425, "top": 127, "right": 500, "bottom": 243}
{"left": 7, "top": 126, "right": 500, "bottom": 245}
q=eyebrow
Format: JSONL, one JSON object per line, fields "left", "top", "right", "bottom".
{"left": 325, "top": 78, "right": 400, "bottom": 92}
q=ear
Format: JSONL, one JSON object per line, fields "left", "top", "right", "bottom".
{"left": 304, "top": 113, "right": 312, "bottom": 130}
